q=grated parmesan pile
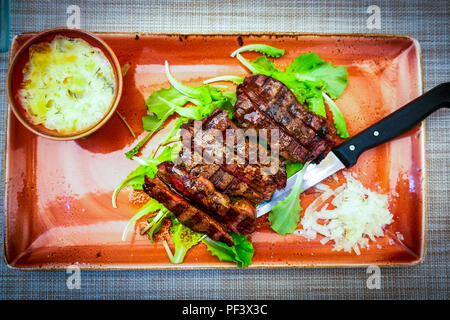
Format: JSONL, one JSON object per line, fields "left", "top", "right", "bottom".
{"left": 294, "top": 173, "right": 394, "bottom": 255}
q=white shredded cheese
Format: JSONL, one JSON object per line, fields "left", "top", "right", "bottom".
{"left": 296, "top": 173, "right": 394, "bottom": 255}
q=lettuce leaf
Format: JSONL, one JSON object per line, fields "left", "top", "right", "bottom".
{"left": 121, "top": 198, "right": 167, "bottom": 241}
{"left": 145, "top": 209, "right": 171, "bottom": 243}
{"left": 286, "top": 53, "right": 348, "bottom": 99}
{"left": 112, "top": 144, "right": 180, "bottom": 208}
{"left": 285, "top": 161, "right": 304, "bottom": 178}
{"left": 231, "top": 44, "right": 286, "bottom": 58}
{"left": 202, "top": 233, "right": 254, "bottom": 268}
{"left": 322, "top": 91, "right": 349, "bottom": 138}
{"left": 268, "top": 163, "right": 308, "bottom": 234}
{"left": 125, "top": 62, "right": 237, "bottom": 158}
{"left": 162, "top": 217, "right": 205, "bottom": 264}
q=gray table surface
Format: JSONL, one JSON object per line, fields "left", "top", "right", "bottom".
{"left": 0, "top": 0, "right": 448, "bottom": 300}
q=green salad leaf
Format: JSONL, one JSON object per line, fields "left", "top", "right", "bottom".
{"left": 145, "top": 209, "right": 171, "bottom": 243}
{"left": 142, "top": 87, "right": 194, "bottom": 132}
{"left": 125, "top": 62, "right": 237, "bottom": 158}
{"left": 112, "top": 144, "right": 180, "bottom": 208}
{"left": 268, "top": 163, "right": 309, "bottom": 234}
{"left": 231, "top": 44, "right": 286, "bottom": 58}
{"left": 202, "top": 233, "right": 254, "bottom": 268}
{"left": 284, "top": 161, "right": 304, "bottom": 178}
{"left": 121, "top": 198, "right": 167, "bottom": 241}
{"left": 234, "top": 48, "right": 349, "bottom": 138}
{"left": 322, "top": 91, "right": 349, "bottom": 138}
{"left": 203, "top": 75, "right": 244, "bottom": 85}
{"left": 286, "top": 53, "right": 348, "bottom": 99}
{"left": 162, "top": 217, "right": 205, "bottom": 264}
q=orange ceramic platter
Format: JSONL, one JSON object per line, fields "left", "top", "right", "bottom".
{"left": 4, "top": 33, "right": 424, "bottom": 269}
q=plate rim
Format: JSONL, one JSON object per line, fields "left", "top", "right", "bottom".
{"left": 2, "top": 32, "right": 426, "bottom": 270}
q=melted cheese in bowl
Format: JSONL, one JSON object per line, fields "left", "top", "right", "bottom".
{"left": 19, "top": 35, "right": 115, "bottom": 134}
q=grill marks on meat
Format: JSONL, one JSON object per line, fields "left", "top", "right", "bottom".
{"left": 179, "top": 109, "right": 286, "bottom": 201}
{"left": 202, "top": 109, "right": 287, "bottom": 189}
{"left": 143, "top": 176, "right": 234, "bottom": 246}
{"left": 245, "top": 78, "right": 330, "bottom": 157}
{"left": 235, "top": 74, "right": 338, "bottom": 163}
{"left": 140, "top": 75, "right": 339, "bottom": 246}
{"left": 157, "top": 161, "right": 257, "bottom": 235}
{"left": 235, "top": 86, "right": 312, "bottom": 163}
{"left": 187, "top": 163, "right": 265, "bottom": 204}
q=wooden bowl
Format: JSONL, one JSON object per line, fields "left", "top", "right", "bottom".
{"left": 6, "top": 27, "right": 123, "bottom": 140}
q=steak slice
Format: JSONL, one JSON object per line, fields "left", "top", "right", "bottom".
{"left": 235, "top": 86, "right": 313, "bottom": 163}
{"left": 201, "top": 109, "right": 287, "bottom": 188}
{"left": 179, "top": 114, "right": 283, "bottom": 201}
{"left": 251, "top": 74, "right": 337, "bottom": 142}
{"left": 235, "top": 75, "right": 338, "bottom": 163}
{"left": 157, "top": 161, "right": 257, "bottom": 235}
{"left": 243, "top": 80, "right": 330, "bottom": 158}
{"left": 187, "top": 163, "right": 265, "bottom": 205}
{"left": 143, "top": 176, "right": 234, "bottom": 246}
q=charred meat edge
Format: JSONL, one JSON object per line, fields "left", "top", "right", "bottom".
{"left": 157, "top": 161, "right": 257, "bottom": 235}
{"left": 235, "top": 75, "right": 337, "bottom": 163}
{"left": 234, "top": 86, "right": 313, "bottom": 163}
{"left": 242, "top": 76, "right": 333, "bottom": 158}
{"left": 143, "top": 176, "right": 234, "bottom": 246}
{"left": 180, "top": 111, "right": 282, "bottom": 200}
{"left": 184, "top": 162, "right": 265, "bottom": 205}
{"left": 201, "top": 108, "right": 287, "bottom": 189}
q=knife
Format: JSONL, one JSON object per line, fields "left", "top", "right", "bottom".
{"left": 257, "top": 82, "right": 450, "bottom": 217}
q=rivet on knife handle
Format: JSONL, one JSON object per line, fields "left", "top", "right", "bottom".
{"left": 333, "top": 82, "right": 450, "bottom": 168}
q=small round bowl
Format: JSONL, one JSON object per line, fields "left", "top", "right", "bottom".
{"left": 6, "top": 27, "right": 123, "bottom": 140}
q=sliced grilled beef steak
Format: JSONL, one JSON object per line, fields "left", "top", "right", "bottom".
{"left": 179, "top": 111, "right": 286, "bottom": 200}
{"left": 185, "top": 163, "right": 265, "bottom": 204}
{"left": 250, "top": 74, "right": 337, "bottom": 142}
{"left": 202, "top": 109, "right": 287, "bottom": 188}
{"left": 157, "top": 161, "right": 257, "bottom": 234}
{"left": 143, "top": 176, "right": 234, "bottom": 246}
{"left": 235, "top": 87, "right": 313, "bottom": 163}
{"left": 235, "top": 74, "right": 338, "bottom": 163}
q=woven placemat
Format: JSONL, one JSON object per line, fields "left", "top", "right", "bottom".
{"left": 0, "top": 0, "right": 448, "bottom": 299}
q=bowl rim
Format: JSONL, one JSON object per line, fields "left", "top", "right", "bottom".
{"left": 6, "top": 27, "right": 123, "bottom": 141}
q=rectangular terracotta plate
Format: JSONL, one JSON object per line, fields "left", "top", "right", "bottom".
{"left": 4, "top": 33, "right": 425, "bottom": 269}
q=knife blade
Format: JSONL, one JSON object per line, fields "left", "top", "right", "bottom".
{"left": 256, "top": 152, "right": 344, "bottom": 217}
{"left": 256, "top": 82, "right": 449, "bottom": 217}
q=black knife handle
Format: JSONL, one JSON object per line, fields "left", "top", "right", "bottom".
{"left": 333, "top": 82, "right": 450, "bottom": 168}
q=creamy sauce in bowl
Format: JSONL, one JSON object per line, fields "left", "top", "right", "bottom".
{"left": 19, "top": 35, "right": 116, "bottom": 134}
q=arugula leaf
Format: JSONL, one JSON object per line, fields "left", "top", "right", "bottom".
{"left": 285, "top": 161, "right": 304, "bottom": 178}
{"left": 202, "top": 233, "right": 254, "bottom": 268}
{"left": 162, "top": 217, "right": 205, "bottom": 264}
{"left": 121, "top": 198, "right": 167, "bottom": 241}
{"left": 268, "top": 163, "right": 308, "bottom": 234}
{"left": 147, "top": 87, "right": 192, "bottom": 119}
{"left": 125, "top": 132, "right": 153, "bottom": 159}
{"left": 231, "top": 44, "right": 286, "bottom": 58}
{"left": 126, "top": 62, "right": 239, "bottom": 158}
{"left": 112, "top": 144, "right": 179, "bottom": 208}
{"left": 203, "top": 75, "right": 244, "bottom": 85}
{"left": 159, "top": 117, "right": 189, "bottom": 146}
{"left": 145, "top": 209, "right": 171, "bottom": 243}
{"left": 322, "top": 92, "right": 349, "bottom": 138}
{"left": 249, "top": 55, "right": 280, "bottom": 75}
{"left": 141, "top": 86, "right": 200, "bottom": 133}
{"left": 124, "top": 87, "right": 191, "bottom": 159}
{"left": 287, "top": 53, "right": 348, "bottom": 99}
